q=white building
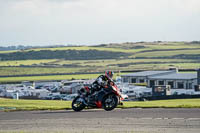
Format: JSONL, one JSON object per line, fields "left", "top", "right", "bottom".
{"left": 121, "top": 69, "right": 199, "bottom": 90}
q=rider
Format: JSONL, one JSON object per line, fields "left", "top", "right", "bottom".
{"left": 90, "top": 70, "right": 114, "bottom": 94}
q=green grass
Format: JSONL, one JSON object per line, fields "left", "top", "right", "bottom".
{"left": 0, "top": 72, "right": 127, "bottom": 83}
{"left": 133, "top": 49, "right": 200, "bottom": 57}
{"left": 0, "top": 67, "right": 86, "bottom": 76}
{"left": 1, "top": 98, "right": 200, "bottom": 111}
{"left": 0, "top": 58, "right": 199, "bottom": 76}
{"left": 0, "top": 74, "right": 101, "bottom": 83}
{"left": 119, "top": 99, "right": 200, "bottom": 108}
{"left": 0, "top": 50, "right": 19, "bottom": 54}
{"left": 127, "top": 63, "right": 200, "bottom": 70}
{"left": 0, "top": 59, "right": 194, "bottom": 67}
{"left": 146, "top": 43, "right": 200, "bottom": 50}
{"left": 0, "top": 59, "right": 57, "bottom": 66}
{"left": 0, "top": 98, "right": 71, "bottom": 111}
{"left": 55, "top": 59, "right": 194, "bottom": 66}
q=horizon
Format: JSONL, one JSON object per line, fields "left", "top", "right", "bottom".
{"left": 1, "top": 41, "right": 200, "bottom": 47}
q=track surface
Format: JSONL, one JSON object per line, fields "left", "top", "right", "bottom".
{"left": 0, "top": 108, "right": 200, "bottom": 133}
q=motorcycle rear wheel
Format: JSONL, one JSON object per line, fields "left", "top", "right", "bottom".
{"left": 72, "top": 96, "right": 86, "bottom": 112}
{"left": 102, "top": 94, "right": 118, "bottom": 111}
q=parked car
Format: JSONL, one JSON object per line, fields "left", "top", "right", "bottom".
{"left": 44, "top": 94, "right": 53, "bottom": 100}
{"left": 52, "top": 95, "right": 62, "bottom": 100}
{"left": 35, "top": 85, "right": 43, "bottom": 89}
{"left": 62, "top": 94, "right": 78, "bottom": 101}
{"left": 44, "top": 93, "right": 59, "bottom": 100}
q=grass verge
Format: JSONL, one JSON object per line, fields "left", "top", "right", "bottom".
{"left": 1, "top": 98, "right": 200, "bottom": 111}
{"left": 118, "top": 98, "right": 200, "bottom": 108}
{"left": 0, "top": 98, "right": 72, "bottom": 111}
{"left": 0, "top": 74, "right": 101, "bottom": 83}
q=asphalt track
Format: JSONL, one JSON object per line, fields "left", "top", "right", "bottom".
{"left": 0, "top": 108, "right": 200, "bottom": 133}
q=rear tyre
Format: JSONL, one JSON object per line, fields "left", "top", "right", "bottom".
{"left": 72, "top": 96, "right": 86, "bottom": 112}
{"left": 102, "top": 94, "right": 118, "bottom": 111}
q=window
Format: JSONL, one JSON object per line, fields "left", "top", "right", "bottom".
{"left": 167, "top": 81, "right": 174, "bottom": 88}
{"left": 139, "top": 79, "right": 145, "bottom": 83}
{"left": 129, "top": 91, "right": 134, "bottom": 93}
{"left": 177, "top": 82, "right": 184, "bottom": 89}
{"left": 123, "top": 77, "right": 129, "bottom": 83}
{"left": 186, "top": 83, "right": 192, "bottom": 89}
{"left": 155, "top": 87, "right": 164, "bottom": 92}
{"left": 131, "top": 78, "right": 136, "bottom": 83}
{"left": 158, "top": 81, "right": 164, "bottom": 85}
{"left": 189, "top": 83, "right": 192, "bottom": 89}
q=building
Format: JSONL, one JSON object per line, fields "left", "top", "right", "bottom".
{"left": 121, "top": 69, "right": 199, "bottom": 90}
{"left": 148, "top": 72, "right": 197, "bottom": 89}
{"left": 121, "top": 70, "right": 175, "bottom": 86}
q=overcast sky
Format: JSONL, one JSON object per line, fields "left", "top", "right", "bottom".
{"left": 0, "top": 0, "right": 200, "bottom": 46}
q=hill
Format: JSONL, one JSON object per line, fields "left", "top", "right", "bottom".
{"left": 0, "top": 41, "right": 200, "bottom": 81}
{"left": 0, "top": 49, "right": 130, "bottom": 60}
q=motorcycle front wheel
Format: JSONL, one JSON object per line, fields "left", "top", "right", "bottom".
{"left": 102, "top": 94, "right": 118, "bottom": 111}
{"left": 72, "top": 96, "right": 86, "bottom": 112}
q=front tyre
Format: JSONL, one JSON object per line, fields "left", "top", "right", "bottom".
{"left": 102, "top": 94, "right": 118, "bottom": 111}
{"left": 72, "top": 96, "right": 86, "bottom": 112}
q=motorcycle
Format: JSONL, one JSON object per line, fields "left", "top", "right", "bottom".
{"left": 72, "top": 81, "right": 125, "bottom": 111}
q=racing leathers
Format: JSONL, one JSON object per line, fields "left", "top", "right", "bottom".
{"left": 90, "top": 75, "right": 112, "bottom": 94}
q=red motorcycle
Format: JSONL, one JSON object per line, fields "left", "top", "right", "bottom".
{"left": 72, "top": 81, "right": 124, "bottom": 111}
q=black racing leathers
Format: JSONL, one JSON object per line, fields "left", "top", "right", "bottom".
{"left": 91, "top": 75, "right": 111, "bottom": 94}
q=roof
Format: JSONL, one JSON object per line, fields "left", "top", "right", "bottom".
{"left": 121, "top": 71, "right": 173, "bottom": 77}
{"left": 149, "top": 73, "right": 197, "bottom": 80}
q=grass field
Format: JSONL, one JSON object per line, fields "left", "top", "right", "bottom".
{"left": 134, "top": 49, "right": 200, "bottom": 57}
{"left": 1, "top": 98, "right": 200, "bottom": 111}
{"left": 0, "top": 98, "right": 72, "bottom": 111}
{"left": 0, "top": 59, "right": 199, "bottom": 76}
{"left": 1, "top": 42, "right": 200, "bottom": 56}
{"left": 0, "top": 72, "right": 128, "bottom": 83}
{"left": 121, "top": 98, "right": 200, "bottom": 108}
{"left": 0, "top": 59, "right": 57, "bottom": 66}
{"left": 0, "top": 67, "right": 87, "bottom": 76}
{"left": 0, "top": 59, "right": 196, "bottom": 67}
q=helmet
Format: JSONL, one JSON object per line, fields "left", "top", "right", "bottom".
{"left": 105, "top": 70, "right": 114, "bottom": 79}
